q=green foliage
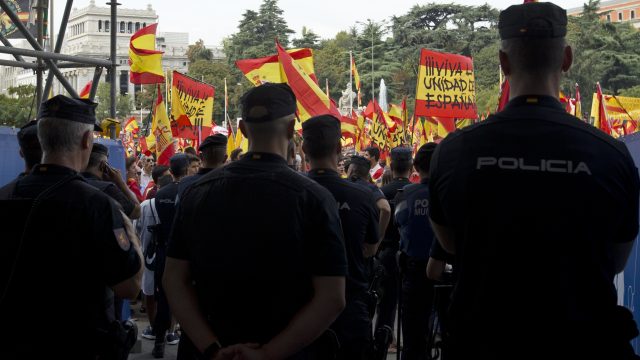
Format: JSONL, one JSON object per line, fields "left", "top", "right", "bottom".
{"left": 292, "top": 27, "right": 320, "bottom": 49}
{"left": 94, "top": 83, "right": 133, "bottom": 120}
{"left": 186, "top": 39, "right": 214, "bottom": 63}
{"left": 0, "top": 85, "right": 37, "bottom": 127}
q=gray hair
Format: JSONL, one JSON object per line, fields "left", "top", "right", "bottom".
{"left": 37, "top": 117, "right": 94, "bottom": 154}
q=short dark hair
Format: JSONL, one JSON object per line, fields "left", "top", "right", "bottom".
{"left": 302, "top": 134, "right": 339, "bottom": 160}
{"left": 186, "top": 153, "right": 200, "bottom": 164}
{"left": 365, "top": 146, "right": 380, "bottom": 161}
{"left": 126, "top": 156, "right": 137, "bottom": 170}
{"left": 184, "top": 146, "right": 197, "bottom": 156}
{"left": 152, "top": 165, "right": 169, "bottom": 183}
{"left": 501, "top": 36, "right": 566, "bottom": 77}
{"left": 349, "top": 161, "right": 371, "bottom": 180}
{"left": 17, "top": 122, "right": 42, "bottom": 169}
{"left": 413, "top": 143, "right": 437, "bottom": 173}
{"left": 201, "top": 146, "right": 226, "bottom": 166}
{"left": 87, "top": 151, "right": 107, "bottom": 170}
{"left": 391, "top": 160, "right": 412, "bottom": 174}
{"left": 170, "top": 154, "right": 190, "bottom": 178}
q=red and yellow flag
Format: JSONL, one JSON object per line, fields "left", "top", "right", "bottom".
{"left": 171, "top": 71, "right": 215, "bottom": 128}
{"left": 276, "top": 42, "right": 342, "bottom": 122}
{"left": 79, "top": 80, "right": 92, "bottom": 99}
{"left": 129, "top": 23, "right": 165, "bottom": 84}
{"left": 352, "top": 56, "right": 361, "bottom": 92}
{"left": 123, "top": 116, "right": 139, "bottom": 135}
{"left": 574, "top": 83, "right": 582, "bottom": 119}
{"left": 594, "top": 82, "right": 613, "bottom": 135}
{"left": 236, "top": 48, "right": 317, "bottom": 86}
{"left": 151, "top": 84, "right": 175, "bottom": 165}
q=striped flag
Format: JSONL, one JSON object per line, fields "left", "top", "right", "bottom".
{"left": 129, "top": 23, "right": 165, "bottom": 84}
{"left": 151, "top": 84, "right": 175, "bottom": 165}
{"left": 236, "top": 48, "right": 317, "bottom": 86}
{"left": 79, "top": 80, "right": 92, "bottom": 99}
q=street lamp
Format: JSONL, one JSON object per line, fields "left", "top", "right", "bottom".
{"left": 356, "top": 19, "right": 387, "bottom": 104}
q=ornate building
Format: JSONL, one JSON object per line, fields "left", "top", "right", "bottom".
{"left": 568, "top": 0, "right": 640, "bottom": 28}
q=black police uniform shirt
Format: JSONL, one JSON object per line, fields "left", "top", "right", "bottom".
{"left": 82, "top": 172, "right": 136, "bottom": 216}
{"left": 177, "top": 167, "right": 214, "bottom": 200}
{"left": 394, "top": 178, "right": 436, "bottom": 260}
{"left": 308, "top": 168, "right": 380, "bottom": 295}
{"left": 0, "top": 164, "right": 140, "bottom": 357}
{"left": 380, "top": 177, "right": 411, "bottom": 245}
{"left": 429, "top": 95, "right": 640, "bottom": 346}
{"left": 168, "top": 152, "right": 347, "bottom": 348}
{"left": 350, "top": 176, "right": 385, "bottom": 202}
{"left": 153, "top": 181, "right": 180, "bottom": 276}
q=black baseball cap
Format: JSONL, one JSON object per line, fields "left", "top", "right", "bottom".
{"left": 499, "top": 2, "right": 567, "bottom": 40}
{"left": 38, "top": 95, "right": 102, "bottom": 131}
{"left": 302, "top": 115, "right": 341, "bottom": 141}
{"left": 241, "top": 83, "right": 297, "bottom": 123}
{"left": 198, "top": 134, "right": 228, "bottom": 151}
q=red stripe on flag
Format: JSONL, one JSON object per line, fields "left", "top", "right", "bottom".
{"left": 130, "top": 23, "right": 159, "bottom": 42}
{"left": 130, "top": 72, "right": 165, "bottom": 85}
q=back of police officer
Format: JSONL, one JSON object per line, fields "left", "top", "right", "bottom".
{"left": 303, "top": 115, "right": 381, "bottom": 359}
{"left": 0, "top": 95, "right": 142, "bottom": 359}
{"left": 163, "top": 84, "right": 347, "bottom": 360}
{"left": 394, "top": 143, "right": 438, "bottom": 360}
{"left": 375, "top": 147, "right": 413, "bottom": 335}
{"left": 428, "top": 3, "right": 640, "bottom": 359}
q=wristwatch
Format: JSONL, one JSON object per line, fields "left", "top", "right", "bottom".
{"left": 202, "top": 341, "right": 222, "bottom": 359}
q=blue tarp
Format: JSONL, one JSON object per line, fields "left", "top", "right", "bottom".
{"left": 0, "top": 126, "right": 127, "bottom": 187}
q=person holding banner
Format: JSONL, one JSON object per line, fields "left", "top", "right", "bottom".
{"left": 429, "top": 3, "right": 640, "bottom": 359}
{"left": 163, "top": 83, "right": 347, "bottom": 360}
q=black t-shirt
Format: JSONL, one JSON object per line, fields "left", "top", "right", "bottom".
{"left": 177, "top": 168, "right": 214, "bottom": 200}
{"left": 0, "top": 164, "right": 140, "bottom": 357}
{"left": 82, "top": 172, "right": 136, "bottom": 216}
{"left": 429, "top": 95, "right": 640, "bottom": 350}
{"left": 350, "top": 177, "right": 385, "bottom": 203}
{"left": 168, "top": 152, "right": 347, "bottom": 347}
{"left": 154, "top": 181, "right": 179, "bottom": 275}
{"left": 380, "top": 177, "right": 411, "bottom": 245}
{"left": 308, "top": 169, "right": 379, "bottom": 295}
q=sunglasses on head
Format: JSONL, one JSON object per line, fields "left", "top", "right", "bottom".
{"left": 145, "top": 158, "right": 155, "bottom": 162}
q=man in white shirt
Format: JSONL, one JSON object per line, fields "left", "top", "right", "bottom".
{"left": 140, "top": 154, "right": 155, "bottom": 192}
{"left": 363, "top": 146, "right": 384, "bottom": 185}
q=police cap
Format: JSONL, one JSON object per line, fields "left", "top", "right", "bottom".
{"left": 91, "top": 143, "right": 109, "bottom": 157}
{"left": 390, "top": 146, "right": 413, "bottom": 163}
{"left": 499, "top": 2, "right": 567, "bottom": 40}
{"left": 302, "top": 115, "right": 341, "bottom": 141}
{"left": 17, "top": 120, "right": 39, "bottom": 150}
{"left": 199, "top": 134, "right": 228, "bottom": 151}
{"left": 38, "top": 95, "right": 102, "bottom": 131}
{"left": 349, "top": 155, "right": 371, "bottom": 171}
{"left": 241, "top": 83, "right": 297, "bottom": 123}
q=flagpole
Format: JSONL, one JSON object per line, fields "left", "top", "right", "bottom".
{"left": 349, "top": 51, "right": 353, "bottom": 116}
{"left": 326, "top": 78, "right": 329, "bottom": 98}
{"left": 224, "top": 77, "right": 228, "bottom": 128}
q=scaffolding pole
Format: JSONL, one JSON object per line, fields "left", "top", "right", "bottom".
{"left": 43, "top": 0, "right": 74, "bottom": 99}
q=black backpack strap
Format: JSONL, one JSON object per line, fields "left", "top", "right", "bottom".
{"left": 0, "top": 173, "right": 81, "bottom": 306}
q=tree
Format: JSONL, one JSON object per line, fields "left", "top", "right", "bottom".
{"left": 0, "top": 85, "right": 36, "bottom": 127}
{"left": 95, "top": 83, "right": 134, "bottom": 120}
{"left": 292, "top": 27, "right": 320, "bottom": 49}
{"left": 186, "top": 39, "right": 213, "bottom": 63}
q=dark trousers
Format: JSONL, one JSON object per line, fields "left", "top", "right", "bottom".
{"left": 375, "top": 246, "right": 399, "bottom": 332}
{"left": 153, "top": 248, "right": 171, "bottom": 344}
{"left": 400, "top": 257, "right": 435, "bottom": 360}
{"left": 332, "top": 294, "right": 373, "bottom": 360}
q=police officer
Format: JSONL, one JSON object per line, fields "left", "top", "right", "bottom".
{"left": 348, "top": 155, "right": 391, "bottom": 243}
{"left": 177, "top": 134, "right": 228, "bottom": 199}
{"left": 16, "top": 120, "right": 42, "bottom": 177}
{"left": 0, "top": 95, "right": 142, "bottom": 358}
{"left": 151, "top": 153, "right": 191, "bottom": 357}
{"left": 83, "top": 143, "right": 141, "bottom": 220}
{"left": 429, "top": 3, "right": 640, "bottom": 359}
{"left": 163, "top": 83, "right": 347, "bottom": 359}
{"left": 302, "top": 115, "right": 381, "bottom": 359}
{"left": 394, "top": 143, "right": 438, "bottom": 360}
{"left": 375, "top": 147, "right": 413, "bottom": 341}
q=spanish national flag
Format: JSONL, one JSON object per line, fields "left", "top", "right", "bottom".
{"left": 151, "top": 85, "right": 175, "bottom": 165}
{"left": 79, "top": 80, "right": 92, "bottom": 99}
{"left": 129, "top": 23, "right": 165, "bottom": 84}
{"left": 352, "top": 56, "right": 361, "bottom": 92}
{"left": 236, "top": 48, "right": 317, "bottom": 86}
{"left": 276, "top": 42, "right": 342, "bottom": 122}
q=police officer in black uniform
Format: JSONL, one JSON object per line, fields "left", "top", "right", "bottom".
{"left": 177, "top": 134, "right": 228, "bottom": 199}
{"left": 83, "top": 143, "right": 141, "bottom": 220}
{"left": 394, "top": 143, "right": 438, "bottom": 360}
{"left": 163, "top": 83, "right": 347, "bottom": 360}
{"left": 429, "top": 3, "right": 640, "bottom": 359}
{"left": 375, "top": 147, "right": 413, "bottom": 339}
{"left": 16, "top": 120, "right": 42, "bottom": 177}
{"left": 0, "top": 95, "right": 142, "bottom": 359}
{"left": 152, "top": 153, "right": 190, "bottom": 358}
{"left": 302, "top": 115, "right": 381, "bottom": 359}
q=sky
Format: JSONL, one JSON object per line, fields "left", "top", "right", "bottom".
{"left": 54, "top": 0, "right": 588, "bottom": 47}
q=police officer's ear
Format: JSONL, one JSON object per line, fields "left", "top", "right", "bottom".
{"left": 561, "top": 44, "right": 573, "bottom": 73}
{"left": 239, "top": 120, "right": 248, "bottom": 138}
{"left": 499, "top": 50, "right": 511, "bottom": 77}
{"left": 81, "top": 129, "right": 93, "bottom": 151}
{"left": 285, "top": 117, "right": 296, "bottom": 140}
